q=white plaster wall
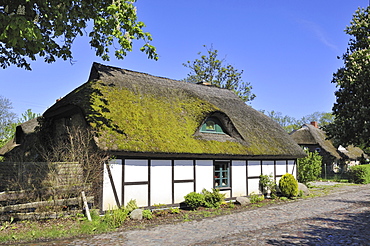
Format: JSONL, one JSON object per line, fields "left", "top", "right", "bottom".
{"left": 174, "top": 160, "right": 193, "bottom": 180}
{"left": 247, "top": 160, "right": 261, "bottom": 177}
{"left": 102, "top": 159, "right": 122, "bottom": 211}
{"left": 231, "top": 160, "right": 247, "bottom": 197}
{"left": 124, "top": 184, "right": 148, "bottom": 207}
{"left": 262, "top": 160, "right": 274, "bottom": 177}
{"left": 287, "top": 160, "right": 297, "bottom": 178}
{"left": 276, "top": 160, "right": 287, "bottom": 176}
{"left": 195, "top": 160, "right": 213, "bottom": 192}
{"left": 150, "top": 160, "right": 172, "bottom": 205}
{"left": 174, "top": 182, "right": 194, "bottom": 203}
{"left": 125, "top": 159, "right": 148, "bottom": 182}
{"left": 248, "top": 178, "right": 260, "bottom": 195}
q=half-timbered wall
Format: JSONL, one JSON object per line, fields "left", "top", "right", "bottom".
{"left": 102, "top": 158, "right": 297, "bottom": 210}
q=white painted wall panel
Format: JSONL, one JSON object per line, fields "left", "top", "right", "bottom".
{"left": 125, "top": 159, "right": 148, "bottom": 182}
{"left": 195, "top": 160, "right": 213, "bottom": 192}
{"left": 231, "top": 161, "right": 246, "bottom": 197}
{"left": 174, "top": 182, "right": 194, "bottom": 204}
{"left": 247, "top": 160, "right": 261, "bottom": 177}
{"left": 124, "top": 184, "right": 148, "bottom": 207}
{"left": 287, "top": 160, "right": 297, "bottom": 178}
{"left": 102, "top": 159, "right": 122, "bottom": 211}
{"left": 262, "top": 160, "right": 274, "bottom": 176}
{"left": 248, "top": 178, "right": 260, "bottom": 195}
{"left": 174, "top": 160, "right": 193, "bottom": 180}
{"left": 150, "top": 160, "right": 172, "bottom": 205}
{"left": 276, "top": 160, "right": 287, "bottom": 176}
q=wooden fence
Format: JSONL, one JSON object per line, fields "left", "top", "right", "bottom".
{"left": 0, "top": 162, "right": 92, "bottom": 221}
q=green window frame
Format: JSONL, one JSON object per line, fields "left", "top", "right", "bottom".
{"left": 214, "top": 161, "right": 230, "bottom": 188}
{"left": 200, "top": 117, "right": 225, "bottom": 134}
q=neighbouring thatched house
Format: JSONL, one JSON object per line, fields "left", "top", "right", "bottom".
{"left": 289, "top": 122, "right": 367, "bottom": 174}
{"left": 1, "top": 63, "right": 306, "bottom": 210}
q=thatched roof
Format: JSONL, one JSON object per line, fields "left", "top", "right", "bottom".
{"left": 290, "top": 124, "right": 366, "bottom": 160}
{"left": 41, "top": 63, "right": 305, "bottom": 158}
{"left": 0, "top": 118, "right": 39, "bottom": 156}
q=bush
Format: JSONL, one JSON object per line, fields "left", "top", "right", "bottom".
{"left": 125, "top": 199, "right": 138, "bottom": 213}
{"left": 249, "top": 192, "right": 264, "bottom": 203}
{"left": 102, "top": 207, "right": 129, "bottom": 228}
{"left": 201, "top": 188, "right": 225, "bottom": 208}
{"left": 348, "top": 164, "right": 370, "bottom": 184}
{"left": 142, "top": 209, "right": 153, "bottom": 219}
{"left": 184, "top": 192, "right": 205, "bottom": 210}
{"left": 279, "top": 173, "right": 298, "bottom": 198}
{"left": 298, "top": 148, "right": 322, "bottom": 184}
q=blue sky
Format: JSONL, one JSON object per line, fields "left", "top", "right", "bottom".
{"left": 1, "top": 0, "right": 368, "bottom": 120}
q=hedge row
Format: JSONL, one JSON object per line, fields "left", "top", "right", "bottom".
{"left": 348, "top": 164, "right": 370, "bottom": 184}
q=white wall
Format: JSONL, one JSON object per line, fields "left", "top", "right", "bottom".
{"left": 151, "top": 160, "right": 172, "bottom": 205}
{"left": 102, "top": 159, "right": 122, "bottom": 211}
{"left": 231, "top": 160, "right": 246, "bottom": 197}
{"left": 195, "top": 160, "right": 213, "bottom": 192}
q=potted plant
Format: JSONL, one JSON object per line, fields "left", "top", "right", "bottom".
{"left": 259, "top": 174, "right": 276, "bottom": 198}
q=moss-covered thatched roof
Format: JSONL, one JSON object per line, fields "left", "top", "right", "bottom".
{"left": 290, "top": 124, "right": 366, "bottom": 160}
{"left": 43, "top": 63, "right": 305, "bottom": 158}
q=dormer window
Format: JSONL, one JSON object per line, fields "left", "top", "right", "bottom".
{"left": 200, "top": 117, "right": 225, "bottom": 134}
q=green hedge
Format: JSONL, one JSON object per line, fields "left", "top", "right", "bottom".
{"left": 348, "top": 164, "right": 370, "bottom": 184}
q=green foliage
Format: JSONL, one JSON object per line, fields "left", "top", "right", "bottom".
{"left": 102, "top": 207, "right": 129, "bottom": 228}
{"left": 325, "top": 6, "right": 370, "bottom": 147}
{"left": 348, "top": 164, "right": 370, "bottom": 184}
{"left": 279, "top": 173, "right": 298, "bottom": 198}
{"left": 249, "top": 192, "right": 264, "bottom": 203}
{"left": 0, "top": 95, "right": 16, "bottom": 145}
{"left": 263, "top": 110, "right": 334, "bottom": 133}
{"left": 142, "top": 209, "right": 153, "bottom": 220}
{"left": 298, "top": 148, "right": 322, "bottom": 184}
{"left": 0, "top": 1, "right": 158, "bottom": 70}
{"left": 183, "top": 45, "right": 255, "bottom": 103}
{"left": 201, "top": 188, "right": 225, "bottom": 209}
{"left": 125, "top": 199, "right": 138, "bottom": 214}
{"left": 184, "top": 192, "right": 205, "bottom": 210}
{"left": 169, "top": 207, "right": 181, "bottom": 214}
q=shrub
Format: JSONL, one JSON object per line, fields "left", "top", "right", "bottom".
{"left": 169, "top": 207, "right": 180, "bottom": 214}
{"left": 125, "top": 199, "right": 138, "bottom": 214}
{"left": 249, "top": 192, "right": 264, "bottom": 203}
{"left": 142, "top": 209, "right": 153, "bottom": 220}
{"left": 348, "top": 164, "right": 370, "bottom": 184}
{"left": 102, "top": 207, "right": 129, "bottom": 228}
{"left": 298, "top": 148, "right": 322, "bottom": 184}
{"left": 279, "top": 173, "right": 298, "bottom": 198}
{"left": 184, "top": 192, "right": 205, "bottom": 210}
{"left": 201, "top": 188, "right": 225, "bottom": 208}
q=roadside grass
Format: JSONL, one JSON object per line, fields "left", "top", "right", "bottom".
{"left": 0, "top": 182, "right": 358, "bottom": 244}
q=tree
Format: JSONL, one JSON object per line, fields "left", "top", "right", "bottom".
{"left": 0, "top": 95, "right": 16, "bottom": 147}
{"left": 0, "top": 0, "right": 158, "bottom": 70}
{"left": 325, "top": 6, "right": 370, "bottom": 148}
{"left": 183, "top": 45, "right": 255, "bottom": 103}
{"left": 263, "top": 110, "right": 333, "bottom": 133}
{"left": 298, "top": 148, "right": 322, "bottom": 184}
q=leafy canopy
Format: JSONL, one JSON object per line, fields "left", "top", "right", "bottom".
{"left": 183, "top": 45, "right": 255, "bottom": 103}
{"left": 263, "top": 110, "right": 333, "bottom": 133}
{"left": 298, "top": 148, "right": 322, "bottom": 184}
{"left": 0, "top": 0, "right": 158, "bottom": 70}
{"left": 0, "top": 95, "right": 16, "bottom": 146}
{"left": 325, "top": 6, "right": 370, "bottom": 148}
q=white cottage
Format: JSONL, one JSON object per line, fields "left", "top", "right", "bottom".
{"left": 1, "top": 63, "right": 306, "bottom": 210}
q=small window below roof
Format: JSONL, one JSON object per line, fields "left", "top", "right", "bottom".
{"left": 200, "top": 117, "right": 225, "bottom": 134}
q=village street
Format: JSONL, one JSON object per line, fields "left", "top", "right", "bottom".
{"left": 30, "top": 183, "right": 370, "bottom": 246}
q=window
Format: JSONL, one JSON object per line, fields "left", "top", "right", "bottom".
{"left": 214, "top": 161, "right": 230, "bottom": 188}
{"left": 200, "top": 117, "right": 225, "bottom": 134}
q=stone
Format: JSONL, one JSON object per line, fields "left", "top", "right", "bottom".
{"left": 236, "top": 196, "right": 250, "bottom": 206}
{"left": 130, "top": 209, "right": 143, "bottom": 220}
{"left": 298, "top": 183, "right": 310, "bottom": 196}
